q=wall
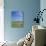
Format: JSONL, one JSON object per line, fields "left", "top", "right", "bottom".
{"left": 40, "top": 0, "right": 46, "bottom": 27}
{"left": 4, "top": 0, "right": 40, "bottom": 42}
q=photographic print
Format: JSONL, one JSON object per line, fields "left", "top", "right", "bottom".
{"left": 11, "top": 10, "right": 24, "bottom": 28}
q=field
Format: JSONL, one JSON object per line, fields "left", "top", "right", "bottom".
{"left": 11, "top": 21, "right": 24, "bottom": 28}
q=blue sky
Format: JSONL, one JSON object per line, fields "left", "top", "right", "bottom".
{"left": 11, "top": 11, "right": 24, "bottom": 21}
